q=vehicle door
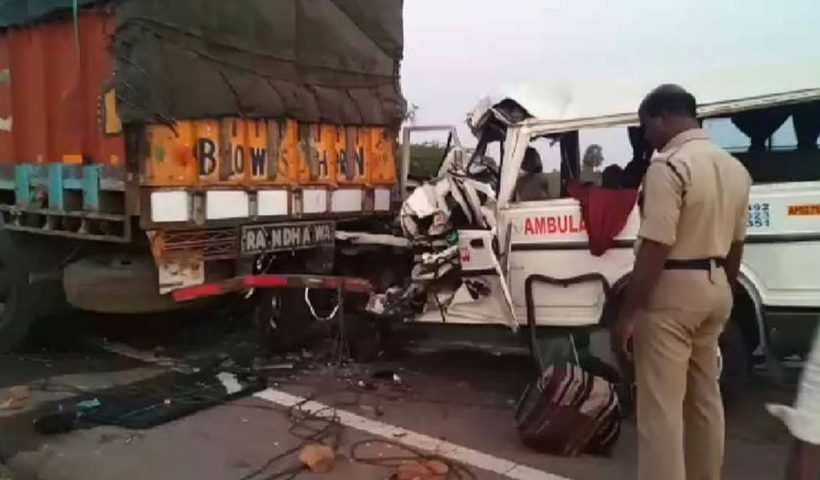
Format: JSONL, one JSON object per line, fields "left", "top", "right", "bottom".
{"left": 496, "top": 126, "right": 641, "bottom": 329}
{"left": 400, "top": 125, "right": 517, "bottom": 327}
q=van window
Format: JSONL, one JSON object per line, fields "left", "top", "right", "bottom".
{"left": 511, "top": 136, "right": 561, "bottom": 203}
{"left": 703, "top": 102, "right": 820, "bottom": 184}
{"left": 578, "top": 126, "right": 634, "bottom": 188}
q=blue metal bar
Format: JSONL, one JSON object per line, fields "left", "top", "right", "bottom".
{"left": 47, "top": 163, "right": 64, "bottom": 209}
{"left": 83, "top": 165, "right": 101, "bottom": 211}
{"left": 14, "top": 164, "right": 32, "bottom": 207}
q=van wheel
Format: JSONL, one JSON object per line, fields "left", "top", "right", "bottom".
{"left": 719, "top": 320, "right": 752, "bottom": 400}
{"left": 0, "top": 248, "right": 37, "bottom": 352}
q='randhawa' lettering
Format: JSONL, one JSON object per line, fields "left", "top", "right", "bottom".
{"left": 244, "top": 229, "right": 267, "bottom": 252}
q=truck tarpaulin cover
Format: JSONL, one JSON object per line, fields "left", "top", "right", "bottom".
{"left": 0, "top": 0, "right": 98, "bottom": 27}
{"left": 1, "top": 0, "right": 405, "bottom": 126}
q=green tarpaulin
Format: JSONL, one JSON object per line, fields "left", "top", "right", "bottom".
{"left": 0, "top": 0, "right": 97, "bottom": 28}
{"left": 1, "top": 0, "right": 405, "bottom": 127}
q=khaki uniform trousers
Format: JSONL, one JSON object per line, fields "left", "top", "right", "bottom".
{"left": 634, "top": 268, "right": 734, "bottom": 480}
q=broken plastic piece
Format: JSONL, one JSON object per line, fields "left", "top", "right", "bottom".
{"left": 76, "top": 398, "right": 102, "bottom": 410}
{"left": 299, "top": 444, "right": 335, "bottom": 473}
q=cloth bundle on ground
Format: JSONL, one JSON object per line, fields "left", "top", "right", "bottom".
{"left": 567, "top": 182, "right": 638, "bottom": 256}
{"left": 515, "top": 361, "right": 621, "bottom": 456}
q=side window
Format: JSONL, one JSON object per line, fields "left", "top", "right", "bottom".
{"left": 704, "top": 102, "right": 820, "bottom": 184}
{"left": 578, "top": 126, "right": 634, "bottom": 188}
{"left": 405, "top": 130, "right": 452, "bottom": 182}
{"left": 510, "top": 136, "right": 561, "bottom": 203}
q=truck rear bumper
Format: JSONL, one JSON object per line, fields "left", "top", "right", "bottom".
{"left": 172, "top": 274, "right": 373, "bottom": 302}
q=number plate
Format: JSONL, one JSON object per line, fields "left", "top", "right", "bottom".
{"left": 240, "top": 221, "right": 335, "bottom": 255}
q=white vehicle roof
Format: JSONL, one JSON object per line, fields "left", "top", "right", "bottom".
{"left": 470, "top": 59, "right": 820, "bottom": 134}
{"left": 484, "top": 59, "right": 820, "bottom": 208}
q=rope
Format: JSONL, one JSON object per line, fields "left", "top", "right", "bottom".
{"left": 350, "top": 438, "right": 476, "bottom": 480}
{"left": 304, "top": 288, "right": 340, "bottom": 322}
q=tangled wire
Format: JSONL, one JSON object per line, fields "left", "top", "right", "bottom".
{"left": 234, "top": 387, "right": 475, "bottom": 480}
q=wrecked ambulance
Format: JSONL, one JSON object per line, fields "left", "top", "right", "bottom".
{"left": 386, "top": 79, "right": 820, "bottom": 383}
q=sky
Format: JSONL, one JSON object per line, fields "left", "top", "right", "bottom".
{"left": 401, "top": 0, "right": 820, "bottom": 169}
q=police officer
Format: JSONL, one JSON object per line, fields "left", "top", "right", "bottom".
{"left": 614, "top": 84, "right": 752, "bottom": 480}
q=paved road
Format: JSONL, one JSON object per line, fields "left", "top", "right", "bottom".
{"left": 0, "top": 315, "right": 798, "bottom": 480}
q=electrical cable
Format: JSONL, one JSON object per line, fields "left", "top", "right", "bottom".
{"left": 350, "top": 438, "right": 476, "bottom": 480}
{"left": 304, "top": 288, "right": 340, "bottom": 322}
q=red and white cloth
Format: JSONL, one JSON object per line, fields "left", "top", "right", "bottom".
{"left": 567, "top": 182, "right": 639, "bottom": 257}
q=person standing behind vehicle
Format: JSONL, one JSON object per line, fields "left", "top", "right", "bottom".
{"left": 768, "top": 325, "right": 820, "bottom": 480}
{"left": 614, "top": 84, "right": 752, "bottom": 480}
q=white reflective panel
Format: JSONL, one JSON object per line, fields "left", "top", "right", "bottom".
{"left": 331, "top": 189, "right": 363, "bottom": 213}
{"left": 303, "top": 189, "right": 328, "bottom": 214}
{"left": 151, "top": 190, "right": 190, "bottom": 223}
{"left": 205, "top": 191, "right": 249, "bottom": 219}
{"left": 374, "top": 188, "right": 391, "bottom": 211}
{"left": 258, "top": 190, "right": 289, "bottom": 217}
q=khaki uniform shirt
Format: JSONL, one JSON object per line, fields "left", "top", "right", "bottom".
{"left": 638, "top": 128, "right": 752, "bottom": 260}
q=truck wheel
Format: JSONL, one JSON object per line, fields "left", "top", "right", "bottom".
{"left": 719, "top": 320, "right": 752, "bottom": 401}
{"left": 0, "top": 245, "right": 37, "bottom": 352}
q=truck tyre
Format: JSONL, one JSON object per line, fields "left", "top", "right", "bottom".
{"left": 0, "top": 233, "right": 38, "bottom": 352}
{"left": 719, "top": 320, "right": 752, "bottom": 401}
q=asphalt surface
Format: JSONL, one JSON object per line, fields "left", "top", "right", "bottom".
{"left": 0, "top": 311, "right": 800, "bottom": 480}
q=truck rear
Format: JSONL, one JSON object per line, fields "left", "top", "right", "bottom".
{"left": 0, "top": 0, "right": 405, "bottom": 350}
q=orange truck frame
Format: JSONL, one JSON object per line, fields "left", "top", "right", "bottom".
{"left": 0, "top": 2, "right": 405, "bottom": 351}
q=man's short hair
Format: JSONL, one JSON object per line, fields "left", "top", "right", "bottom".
{"left": 638, "top": 84, "right": 697, "bottom": 119}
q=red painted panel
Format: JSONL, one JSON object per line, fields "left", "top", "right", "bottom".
{"left": 0, "top": 35, "right": 12, "bottom": 163}
{"left": 0, "top": 11, "right": 124, "bottom": 165}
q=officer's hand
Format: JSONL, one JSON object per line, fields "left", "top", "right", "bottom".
{"left": 613, "top": 315, "right": 637, "bottom": 361}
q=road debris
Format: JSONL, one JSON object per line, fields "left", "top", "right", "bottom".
{"left": 255, "top": 362, "right": 295, "bottom": 371}
{"left": 359, "top": 404, "right": 385, "bottom": 418}
{"left": 76, "top": 398, "right": 102, "bottom": 410}
{"left": 298, "top": 444, "right": 336, "bottom": 473}
{"left": 89, "top": 338, "right": 195, "bottom": 373}
{"left": 396, "top": 460, "right": 449, "bottom": 480}
{"left": 1, "top": 385, "right": 31, "bottom": 410}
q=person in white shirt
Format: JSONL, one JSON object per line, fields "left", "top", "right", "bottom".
{"left": 768, "top": 327, "right": 820, "bottom": 480}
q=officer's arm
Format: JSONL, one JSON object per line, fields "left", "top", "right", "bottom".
{"left": 621, "top": 239, "right": 671, "bottom": 319}
{"left": 620, "top": 162, "right": 682, "bottom": 318}
{"left": 725, "top": 241, "right": 744, "bottom": 288}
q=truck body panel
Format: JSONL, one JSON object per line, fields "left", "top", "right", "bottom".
{"left": 0, "top": 4, "right": 402, "bottom": 249}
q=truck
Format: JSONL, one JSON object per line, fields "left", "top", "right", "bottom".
{"left": 0, "top": 0, "right": 406, "bottom": 351}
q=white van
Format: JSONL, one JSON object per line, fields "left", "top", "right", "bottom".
{"left": 398, "top": 87, "right": 820, "bottom": 381}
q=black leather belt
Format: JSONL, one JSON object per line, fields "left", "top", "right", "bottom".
{"left": 664, "top": 258, "right": 726, "bottom": 271}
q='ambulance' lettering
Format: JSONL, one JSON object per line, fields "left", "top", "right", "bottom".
{"left": 523, "top": 215, "right": 586, "bottom": 235}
